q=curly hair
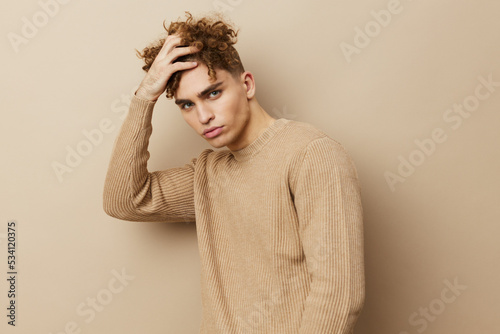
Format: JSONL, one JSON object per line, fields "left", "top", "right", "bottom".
{"left": 136, "top": 12, "right": 245, "bottom": 99}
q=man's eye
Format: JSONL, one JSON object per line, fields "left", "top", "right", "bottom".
{"left": 182, "top": 103, "right": 194, "bottom": 110}
{"left": 209, "top": 90, "right": 221, "bottom": 98}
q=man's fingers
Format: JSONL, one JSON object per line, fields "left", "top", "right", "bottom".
{"left": 137, "top": 34, "right": 200, "bottom": 100}
{"left": 167, "top": 45, "right": 201, "bottom": 63}
{"left": 158, "top": 35, "right": 183, "bottom": 57}
{"left": 171, "top": 60, "right": 198, "bottom": 73}
{"left": 159, "top": 34, "right": 197, "bottom": 59}
{"left": 154, "top": 36, "right": 200, "bottom": 70}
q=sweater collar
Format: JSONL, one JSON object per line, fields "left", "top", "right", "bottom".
{"left": 229, "top": 118, "right": 288, "bottom": 162}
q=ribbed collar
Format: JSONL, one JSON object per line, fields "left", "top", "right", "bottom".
{"left": 229, "top": 118, "right": 288, "bottom": 162}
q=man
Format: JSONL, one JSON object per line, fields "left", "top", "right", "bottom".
{"left": 104, "top": 12, "right": 365, "bottom": 333}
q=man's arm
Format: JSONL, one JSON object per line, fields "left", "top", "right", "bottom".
{"left": 103, "top": 95, "right": 198, "bottom": 222}
{"left": 295, "top": 137, "right": 365, "bottom": 334}
{"left": 103, "top": 35, "right": 201, "bottom": 222}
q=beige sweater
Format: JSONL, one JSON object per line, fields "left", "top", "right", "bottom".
{"left": 103, "top": 95, "right": 365, "bottom": 333}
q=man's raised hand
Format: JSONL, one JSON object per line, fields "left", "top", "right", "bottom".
{"left": 135, "top": 35, "right": 200, "bottom": 101}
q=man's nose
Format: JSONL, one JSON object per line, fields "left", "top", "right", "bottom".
{"left": 197, "top": 104, "right": 215, "bottom": 124}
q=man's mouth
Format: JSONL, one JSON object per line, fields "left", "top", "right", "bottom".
{"left": 204, "top": 126, "right": 223, "bottom": 138}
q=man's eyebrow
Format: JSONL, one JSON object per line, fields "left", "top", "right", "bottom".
{"left": 197, "top": 82, "right": 223, "bottom": 98}
{"left": 175, "top": 82, "right": 224, "bottom": 106}
{"left": 175, "top": 98, "right": 190, "bottom": 106}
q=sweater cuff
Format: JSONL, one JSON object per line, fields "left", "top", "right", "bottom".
{"left": 131, "top": 93, "right": 157, "bottom": 108}
{"left": 126, "top": 93, "right": 157, "bottom": 127}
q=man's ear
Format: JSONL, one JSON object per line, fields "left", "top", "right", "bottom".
{"left": 240, "top": 71, "right": 256, "bottom": 99}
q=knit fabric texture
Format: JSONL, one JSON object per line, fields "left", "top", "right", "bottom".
{"left": 103, "top": 95, "right": 365, "bottom": 333}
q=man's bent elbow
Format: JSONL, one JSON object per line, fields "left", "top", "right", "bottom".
{"left": 102, "top": 195, "right": 131, "bottom": 220}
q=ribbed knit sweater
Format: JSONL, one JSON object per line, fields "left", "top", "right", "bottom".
{"left": 103, "top": 95, "right": 365, "bottom": 334}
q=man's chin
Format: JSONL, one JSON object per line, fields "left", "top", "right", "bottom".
{"left": 205, "top": 139, "right": 227, "bottom": 149}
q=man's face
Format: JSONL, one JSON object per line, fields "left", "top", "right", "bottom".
{"left": 174, "top": 63, "right": 251, "bottom": 150}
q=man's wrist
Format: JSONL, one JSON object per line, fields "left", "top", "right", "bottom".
{"left": 134, "top": 87, "right": 159, "bottom": 102}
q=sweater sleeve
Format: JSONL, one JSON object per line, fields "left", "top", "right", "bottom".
{"left": 103, "top": 94, "right": 196, "bottom": 223}
{"left": 295, "top": 137, "right": 365, "bottom": 334}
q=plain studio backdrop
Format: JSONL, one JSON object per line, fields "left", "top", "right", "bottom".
{"left": 1, "top": 0, "right": 499, "bottom": 333}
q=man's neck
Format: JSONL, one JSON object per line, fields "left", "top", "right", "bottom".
{"left": 228, "top": 100, "right": 276, "bottom": 151}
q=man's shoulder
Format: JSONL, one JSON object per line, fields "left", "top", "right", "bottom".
{"left": 283, "top": 118, "right": 328, "bottom": 140}
{"left": 278, "top": 118, "right": 345, "bottom": 153}
{"left": 278, "top": 119, "right": 356, "bottom": 175}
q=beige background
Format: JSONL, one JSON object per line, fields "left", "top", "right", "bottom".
{"left": 1, "top": 0, "right": 499, "bottom": 333}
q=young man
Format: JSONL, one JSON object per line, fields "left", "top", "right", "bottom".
{"left": 104, "top": 12, "right": 365, "bottom": 333}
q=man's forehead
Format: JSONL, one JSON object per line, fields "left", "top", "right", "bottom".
{"left": 175, "top": 65, "right": 233, "bottom": 99}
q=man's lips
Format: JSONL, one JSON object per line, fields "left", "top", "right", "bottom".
{"left": 203, "top": 126, "right": 222, "bottom": 135}
{"left": 203, "top": 126, "right": 223, "bottom": 138}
